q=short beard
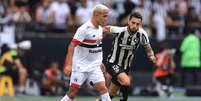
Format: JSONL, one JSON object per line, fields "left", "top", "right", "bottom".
{"left": 128, "top": 27, "right": 137, "bottom": 34}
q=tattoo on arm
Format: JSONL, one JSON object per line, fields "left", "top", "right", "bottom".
{"left": 144, "top": 44, "right": 154, "bottom": 57}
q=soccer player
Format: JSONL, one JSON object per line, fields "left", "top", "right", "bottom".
{"left": 99, "top": 12, "right": 156, "bottom": 101}
{"left": 61, "top": 4, "right": 111, "bottom": 101}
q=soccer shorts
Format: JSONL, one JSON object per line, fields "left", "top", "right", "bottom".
{"left": 105, "top": 62, "right": 127, "bottom": 86}
{"left": 70, "top": 66, "right": 105, "bottom": 89}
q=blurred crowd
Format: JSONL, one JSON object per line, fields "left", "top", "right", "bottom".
{"left": 0, "top": 0, "right": 201, "bottom": 41}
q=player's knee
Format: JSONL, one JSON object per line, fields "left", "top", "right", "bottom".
{"left": 97, "top": 84, "right": 108, "bottom": 94}
{"left": 67, "top": 84, "right": 80, "bottom": 99}
{"left": 96, "top": 82, "right": 108, "bottom": 94}
{"left": 67, "top": 89, "right": 78, "bottom": 99}
{"left": 120, "top": 79, "right": 130, "bottom": 86}
{"left": 109, "top": 89, "right": 118, "bottom": 96}
{"left": 67, "top": 92, "right": 77, "bottom": 99}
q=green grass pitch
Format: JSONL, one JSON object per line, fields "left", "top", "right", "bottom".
{"left": 1, "top": 96, "right": 201, "bottom": 101}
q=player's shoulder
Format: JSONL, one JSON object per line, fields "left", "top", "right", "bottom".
{"left": 76, "top": 21, "right": 90, "bottom": 32}
{"left": 138, "top": 27, "right": 148, "bottom": 36}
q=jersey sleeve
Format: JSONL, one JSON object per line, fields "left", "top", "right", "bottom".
{"left": 109, "top": 26, "right": 125, "bottom": 34}
{"left": 140, "top": 28, "right": 150, "bottom": 45}
{"left": 72, "top": 27, "right": 86, "bottom": 44}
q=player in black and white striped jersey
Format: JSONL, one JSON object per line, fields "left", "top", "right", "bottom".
{"left": 99, "top": 12, "right": 156, "bottom": 101}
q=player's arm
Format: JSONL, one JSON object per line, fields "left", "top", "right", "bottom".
{"left": 140, "top": 30, "right": 156, "bottom": 64}
{"left": 103, "top": 26, "right": 124, "bottom": 37}
{"left": 144, "top": 44, "right": 156, "bottom": 64}
{"left": 63, "top": 27, "right": 85, "bottom": 76}
{"left": 63, "top": 39, "right": 81, "bottom": 76}
{"left": 103, "top": 26, "right": 111, "bottom": 33}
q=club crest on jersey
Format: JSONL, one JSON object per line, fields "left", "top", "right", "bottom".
{"left": 134, "top": 38, "right": 139, "bottom": 43}
{"left": 96, "top": 39, "right": 102, "bottom": 46}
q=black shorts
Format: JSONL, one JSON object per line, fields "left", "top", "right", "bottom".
{"left": 105, "top": 62, "right": 129, "bottom": 86}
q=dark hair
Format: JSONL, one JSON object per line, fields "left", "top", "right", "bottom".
{"left": 129, "top": 12, "right": 142, "bottom": 21}
{"left": 0, "top": 44, "right": 10, "bottom": 56}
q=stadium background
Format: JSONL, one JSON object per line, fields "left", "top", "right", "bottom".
{"left": 0, "top": 0, "right": 201, "bottom": 101}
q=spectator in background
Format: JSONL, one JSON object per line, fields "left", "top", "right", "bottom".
{"left": 103, "top": 2, "right": 118, "bottom": 25}
{"left": 12, "top": 4, "right": 31, "bottom": 32}
{"left": 66, "top": 0, "right": 79, "bottom": 33}
{"left": 75, "top": 0, "right": 93, "bottom": 26}
{"left": 42, "top": 61, "right": 65, "bottom": 95}
{"left": 134, "top": 0, "right": 152, "bottom": 36}
{"left": 12, "top": 5, "right": 31, "bottom": 24}
{"left": 187, "top": 0, "right": 201, "bottom": 15}
{"left": 0, "top": 1, "right": 5, "bottom": 17}
{"left": 118, "top": 0, "right": 136, "bottom": 25}
{"left": 165, "top": 3, "right": 184, "bottom": 37}
{"left": 180, "top": 32, "right": 201, "bottom": 87}
{"left": 0, "top": 42, "right": 29, "bottom": 94}
{"left": 50, "top": 0, "right": 72, "bottom": 32}
{"left": 184, "top": 6, "right": 201, "bottom": 34}
{"left": 7, "top": 0, "right": 18, "bottom": 14}
{"left": 169, "top": 0, "right": 187, "bottom": 16}
{"left": 0, "top": 4, "right": 15, "bottom": 26}
{"left": 35, "top": 0, "right": 54, "bottom": 32}
{"left": 153, "top": 42, "right": 176, "bottom": 97}
{"left": 153, "top": 0, "right": 169, "bottom": 18}
{"left": 152, "top": 10, "right": 166, "bottom": 42}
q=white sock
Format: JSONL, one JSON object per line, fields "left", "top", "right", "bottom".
{"left": 61, "top": 95, "right": 72, "bottom": 101}
{"left": 101, "top": 92, "right": 111, "bottom": 101}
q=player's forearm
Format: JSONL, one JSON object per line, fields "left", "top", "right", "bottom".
{"left": 103, "top": 26, "right": 110, "bottom": 33}
{"left": 65, "top": 42, "right": 75, "bottom": 66}
{"left": 144, "top": 44, "right": 155, "bottom": 57}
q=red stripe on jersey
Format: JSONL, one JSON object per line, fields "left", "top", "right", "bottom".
{"left": 72, "top": 39, "right": 82, "bottom": 45}
{"left": 83, "top": 39, "right": 97, "bottom": 43}
{"left": 70, "top": 83, "right": 80, "bottom": 89}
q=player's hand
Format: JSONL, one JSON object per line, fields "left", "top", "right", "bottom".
{"left": 63, "top": 65, "right": 72, "bottom": 76}
{"left": 149, "top": 55, "right": 157, "bottom": 64}
{"left": 100, "top": 63, "right": 106, "bottom": 74}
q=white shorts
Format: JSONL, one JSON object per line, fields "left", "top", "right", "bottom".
{"left": 70, "top": 66, "right": 105, "bottom": 89}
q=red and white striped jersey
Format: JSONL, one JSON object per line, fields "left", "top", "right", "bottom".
{"left": 72, "top": 20, "right": 103, "bottom": 72}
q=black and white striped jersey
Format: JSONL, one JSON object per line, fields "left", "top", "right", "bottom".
{"left": 107, "top": 26, "right": 150, "bottom": 69}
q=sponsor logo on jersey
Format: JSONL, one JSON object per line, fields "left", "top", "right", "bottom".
{"left": 89, "top": 49, "right": 102, "bottom": 53}
{"left": 119, "top": 44, "right": 135, "bottom": 50}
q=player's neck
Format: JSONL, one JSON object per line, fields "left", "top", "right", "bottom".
{"left": 127, "top": 27, "right": 137, "bottom": 35}
{"left": 91, "top": 19, "right": 99, "bottom": 28}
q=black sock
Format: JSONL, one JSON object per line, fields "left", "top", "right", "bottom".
{"left": 120, "top": 86, "right": 129, "bottom": 101}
